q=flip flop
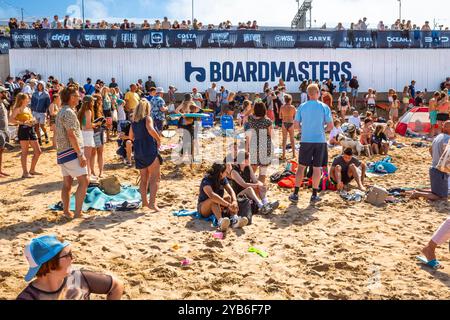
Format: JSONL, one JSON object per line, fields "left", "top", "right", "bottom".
{"left": 248, "top": 247, "right": 269, "bottom": 258}
{"left": 416, "top": 256, "right": 443, "bottom": 269}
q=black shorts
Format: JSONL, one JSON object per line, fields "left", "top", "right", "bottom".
{"left": 18, "top": 125, "right": 38, "bottom": 141}
{"left": 436, "top": 113, "right": 449, "bottom": 122}
{"left": 103, "top": 109, "right": 112, "bottom": 118}
{"left": 298, "top": 143, "right": 328, "bottom": 167}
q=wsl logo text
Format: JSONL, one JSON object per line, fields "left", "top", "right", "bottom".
{"left": 185, "top": 61, "right": 352, "bottom": 83}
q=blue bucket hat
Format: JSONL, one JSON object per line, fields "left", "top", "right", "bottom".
{"left": 24, "top": 235, "right": 70, "bottom": 282}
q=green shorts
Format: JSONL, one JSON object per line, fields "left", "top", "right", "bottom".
{"left": 429, "top": 110, "right": 438, "bottom": 125}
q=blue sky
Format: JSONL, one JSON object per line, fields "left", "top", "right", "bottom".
{"left": 1, "top": 0, "right": 449, "bottom": 28}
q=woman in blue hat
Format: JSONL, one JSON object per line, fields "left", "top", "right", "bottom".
{"left": 17, "top": 235, "right": 124, "bottom": 300}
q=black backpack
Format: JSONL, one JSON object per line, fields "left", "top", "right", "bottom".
{"left": 237, "top": 196, "right": 258, "bottom": 225}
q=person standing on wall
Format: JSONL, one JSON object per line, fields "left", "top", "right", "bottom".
{"left": 349, "top": 76, "right": 359, "bottom": 108}
{"left": 289, "top": 84, "right": 333, "bottom": 203}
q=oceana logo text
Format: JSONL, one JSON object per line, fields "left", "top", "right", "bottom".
{"left": 185, "top": 61, "right": 352, "bottom": 83}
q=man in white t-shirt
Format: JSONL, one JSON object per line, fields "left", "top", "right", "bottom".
{"left": 348, "top": 111, "right": 361, "bottom": 129}
{"left": 192, "top": 87, "right": 203, "bottom": 109}
{"left": 22, "top": 79, "right": 37, "bottom": 97}
{"left": 206, "top": 83, "right": 219, "bottom": 113}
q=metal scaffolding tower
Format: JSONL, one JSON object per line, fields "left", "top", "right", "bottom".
{"left": 291, "top": 0, "right": 313, "bottom": 29}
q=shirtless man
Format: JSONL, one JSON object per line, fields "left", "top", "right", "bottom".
{"left": 330, "top": 147, "right": 366, "bottom": 191}
{"left": 279, "top": 94, "right": 296, "bottom": 160}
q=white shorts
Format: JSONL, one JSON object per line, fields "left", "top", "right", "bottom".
{"left": 82, "top": 130, "right": 95, "bottom": 147}
{"left": 32, "top": 112, "right": 46, "bottom": 125}
{"left": 59, "top": 158, "right": 88, "bottom": 178}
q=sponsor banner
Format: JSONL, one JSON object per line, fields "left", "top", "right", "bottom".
{"left": 296, "top": 30, "right": 336, "bottom": 48}
{"left": 0, "top": 36, "right": 10, "bottom": 54}
{"left": 7, "top": 30, "right": 450, "bottom": 50}
{"left": 185, "top": 60, "right": 353, "bottom": 83}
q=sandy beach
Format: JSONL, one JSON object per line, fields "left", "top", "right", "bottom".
{"left": 0, "top": 128, "right": 449, "bottom": 300}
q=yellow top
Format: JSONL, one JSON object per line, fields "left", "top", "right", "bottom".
{"left": 15, "top": 112, "right": 33, "bottom": 123}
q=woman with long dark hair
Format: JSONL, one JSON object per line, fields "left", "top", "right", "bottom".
{"left": 229, "top": 151, "right": 279, "bottom": 215}
{"left": 91, "top": 94, "right": 105, "bottom": 178}
{"left": 77, "top": 95, "right": 96, "bottom": 180}
{"left": 198, "top": 163, "right": 248, "bottom": 231}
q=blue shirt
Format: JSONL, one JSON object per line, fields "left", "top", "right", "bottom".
{"left": 295, "top": 100, "right": 332, "bottom": 143}
{"left": 198, "top": 176, "right": 229, "bottom": 204}
{"left": 84, "top": 83, "right": 95, "bottom": 95}
{"left": 409, "top": 85, "right": 416, "bottom": 98}
{"left": 338, "top": 80, "right": 348, "bottom": 93}
{"left": 150, "top": 96, "right": 166, "bottom": 121}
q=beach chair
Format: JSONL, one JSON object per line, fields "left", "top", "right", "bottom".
{"left": 201, "top": 113, "right": 214, "bottom": 128}
{"left": 220, "top": 115, "right": 234, "bottom": 130}
{"left": 220, "top": 115, "right": 235, "bottom": 136}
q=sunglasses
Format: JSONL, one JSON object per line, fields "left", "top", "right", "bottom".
{"left": 58, "top": 251, "right": 74, "bottom": 260}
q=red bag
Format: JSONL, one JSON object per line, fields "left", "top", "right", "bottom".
{"left": 277, "top": 175, "right": 296, "bottom": 188}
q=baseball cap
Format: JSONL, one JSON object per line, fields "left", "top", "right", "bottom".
{"left": 156, "top": 87, "right": 165, "bottom": 93}
{"left": 0, "top": 86, "right": 8, "bottom": 93}
{"left": 24, "top": 235, "right": 70, "bottom": 282}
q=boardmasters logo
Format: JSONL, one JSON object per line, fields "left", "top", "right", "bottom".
{"left": 185, "top": 61, "right": 352, "bottom": 83}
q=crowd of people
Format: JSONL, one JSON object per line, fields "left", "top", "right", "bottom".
{"left": 335, "top": 18, "right": 449, "bottom": 31}
{"left": 0, "top": 68, "right": 449, "bottom": 299}
{"left": 5, "top": 16, "right": 259, "bottom": 32}
{"left": 4, "top": 14, "right": 449, "bottom": 35}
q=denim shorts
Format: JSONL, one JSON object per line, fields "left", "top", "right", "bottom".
{"left": 430, "top": 167, "right": 448, "bottom": 198}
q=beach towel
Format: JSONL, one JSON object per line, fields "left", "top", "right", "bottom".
{"left": 172, "top": 209, "right": 218, "bottom": 227}
{"left": 50, "top": 186, "right": 142, "bottom": 212}
{"left": 367, "top": 156, "right": 397, "bottom": 174}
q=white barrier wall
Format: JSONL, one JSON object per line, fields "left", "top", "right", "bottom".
{"left": 0, "top": 55, "right": 10, "bottom": 82}
{"left": 9, "top": 48, "right": 449, "bottom": 92}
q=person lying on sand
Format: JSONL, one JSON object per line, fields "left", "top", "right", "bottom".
{"left": 229, "top": 151, "right": 279, "bottom": 215}
{"left": 17, "top": 235, "right": 124, "bottom": 300}
{"left": 198, "top": 163, "right": 248, "bottom": 231}
{"left": 330, "top": 147, "right": 366, "bottom": 191}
